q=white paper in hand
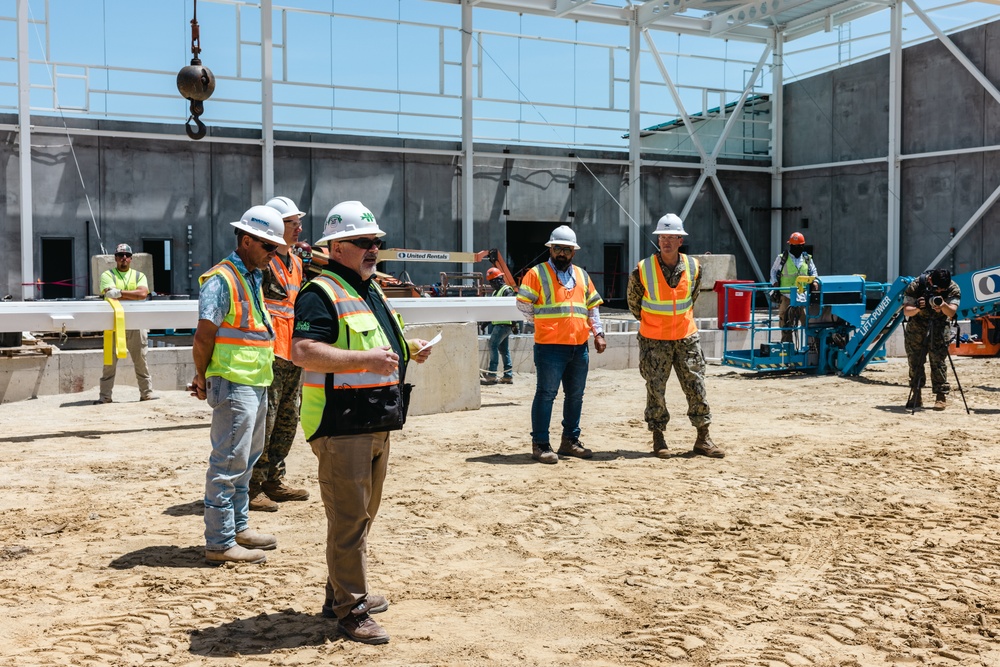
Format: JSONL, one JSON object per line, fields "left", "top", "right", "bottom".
{"left": 417, "top": 333, "right": 442, "bottom": 354}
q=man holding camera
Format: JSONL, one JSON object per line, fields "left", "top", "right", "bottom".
{"left": 902, "top": 268, "right": 960, "bottom": 410}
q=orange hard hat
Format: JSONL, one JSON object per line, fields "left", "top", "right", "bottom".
{"left": 486, "top": 268, "right": 503, "bottom": 281}
{"left": 788, "top": 232, "right": 806, "bottom": 245}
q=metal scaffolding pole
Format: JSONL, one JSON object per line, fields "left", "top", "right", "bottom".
{"left": 461, "top": 1, "right": 474, "bottom": 271}
{"left": 262, "top": 0, "right": 275, "bottom": 201}
{"left": 17, "top": 0, "right": 33, "bottom": 301}
{"left": 770, "top": 31, "right": 784, "bottom": 264}
{"left": 887, "top": 0, "right": 902, "bottom": 280}
{"left": 628, "top": 8, "right": 642, "bottom": 269}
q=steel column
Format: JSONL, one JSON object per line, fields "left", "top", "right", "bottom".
{"left": 628, "top": 8, "right": 642, "bottom": 269}
{"left": 887, "top": 1, "right": 902, "bottom": 280}
{"left": 17, "top": 0, "right": 33, "bottom": 301}
{"left": 770, "top": 31, "right": 784, "bottom": 265}
{"left": 262, "top": 0, "right": 275, "bottom": 201}
{"left": 461, "top": 1, "right": 474, "bottom": 271}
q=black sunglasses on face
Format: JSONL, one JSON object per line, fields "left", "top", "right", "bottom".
{"left": 256, "top": 238, "right": 279, "bottom": 253}
{"left": 115, "top": 253, "right": 132, "bottom": 258}
{"left": 343, "top": 237, "right": 385, "bottom": 250}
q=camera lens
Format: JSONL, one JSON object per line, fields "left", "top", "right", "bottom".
{"left": 929, "top": 295, "right": 944, "bottom": 307}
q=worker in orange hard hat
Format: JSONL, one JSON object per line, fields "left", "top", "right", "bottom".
{"left": 482, "top": 268, "right": 518, "bottom": 386}
{"left": 769, "top": 231, "right": 819, "bottom": 344}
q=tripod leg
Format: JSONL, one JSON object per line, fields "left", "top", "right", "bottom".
{"left": 944, "top": 348, "right": 971, "bottom": 414}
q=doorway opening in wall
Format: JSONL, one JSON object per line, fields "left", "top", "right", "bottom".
{"left": 602, "top": 243, "right": 627, "bottom": 309}
{"left": 143, "top": 239, "right": 172, "bottom": 295}
{"left": 40, "top": 238, "right": 75, "bottom": 299}
{"left": 505, "top": 221, "right": 560, "bottom": 282}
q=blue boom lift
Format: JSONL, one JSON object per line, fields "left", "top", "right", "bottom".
{"left": 720, "top": 264, "right": 1000, "bottom": 376}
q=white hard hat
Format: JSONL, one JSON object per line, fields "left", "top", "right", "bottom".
{"left": 230, "top": 205, "right": 288, "bottom": 246}
{"left": 545, "top": 225, "right": 580, "bottom": 249}
{"left": 265, "top": 195, "right": 306, "bottom": 219}
{"left": 316, "top": 201, "right": 385, "bottom": 244}
{"left": 654, "top": 213, "right": 688, "bottom": 236}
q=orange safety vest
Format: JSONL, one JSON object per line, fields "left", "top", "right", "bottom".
{"left": 517, "top": 262, "right": 603, "bottom": 346}
{"left": 637, "top": 253, "right": 699, "bottom": 341}
{"left": 263, "top": 252, "right": 303, "bottom": 360}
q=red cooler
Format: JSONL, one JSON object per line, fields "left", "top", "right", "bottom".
{"left": 713, "top": 280, "right": 753, "bottom": 329}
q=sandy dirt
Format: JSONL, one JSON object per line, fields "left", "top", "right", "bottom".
{"left": 2, "top": 356, "right": 1000, "bottom": 667}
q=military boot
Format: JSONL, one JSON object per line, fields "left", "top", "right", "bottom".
{"left": 933, "top": 393, "right": 947, "bottom": 411}
{"left": 905, "top": 390, "right": 922, "bottom": 410}
{"left": 249, "top": 483, "right": 279, "bottom": 512}
{"left": 652, "top": 430, "right": 669, "bottom": 459}
{"left": 693, "top": 426, "right": 725, "bottom": 458}
{"left": 262, "top": 479, "right": 309, "bottom": 502}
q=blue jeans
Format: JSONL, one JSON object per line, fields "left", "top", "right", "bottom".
{"left": 487, "top": 324, "right": 513, "bottom": 378}
{"left": 531, "top": 342, "right": 589, "bottom": 445}
{"left": 204, "top": 376, "right": 268, "bottom": 551}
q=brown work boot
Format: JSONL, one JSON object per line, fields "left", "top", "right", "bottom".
{"left": 338, "top": 604, "right": 390, "bottom": 645}
{"left": 235, "top": 528, "right": 277, "bottom": 550}
{"left": 322, "top": 594, "right": 389, "bottom": 619}
{"left": 905, "top": 390, "right": 922, "bottom": 409}
{"left": 499, "top": 376, "right": 513, "bottom": 384}
{"left": 531, "top": 443, "right": 558, "bottom": 464}
{"left": 249, "top": 485, "right": 279, "bottom": 512}
{"left": 480, "top": 375, "right": 497, "bottom": 386}
{"left": 652, "top": 430, "right": 669, "bottom": 459}
{"left": 933, "top": 393, "right": 947, "bottom": 411}
{"left": 558, "top": 436, "right": 593, "bottom": 459}
{"left": 205, "top": 545, "right": 267, "bottom": 565}
{"left": 262, "top": 480, "right": 309, "bottom": 502}
{"left": 692, "top": 426, "right": 725, "bottom": 459}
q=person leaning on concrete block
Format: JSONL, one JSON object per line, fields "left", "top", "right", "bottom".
{"left": 95, "top": 243, "right": 155, "bottom": 404}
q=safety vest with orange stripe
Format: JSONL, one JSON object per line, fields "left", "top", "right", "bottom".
{"left": 517, "top": 262, "right": 603, "bottom": 346}
{"left": 637, "top": 253, "right": 699, "bottom": 341}
{"left": 199, "top": 259, "right": 275, "bottom": 386}
{"left": 263, "top": 252, "right": 304, "bottom": 361}
{"left": 300, "top": 271, "right": 410, "bottom": 440}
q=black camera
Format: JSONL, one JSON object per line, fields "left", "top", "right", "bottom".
{"left": 929, "top": 295, "right": 944, "bottom": 308}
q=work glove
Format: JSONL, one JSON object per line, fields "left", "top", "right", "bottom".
{"left": 511, "top": 323, "right": 520, "bottom": 335}
{"left": 105, "top": 288, "right": 122, "bottom": 299}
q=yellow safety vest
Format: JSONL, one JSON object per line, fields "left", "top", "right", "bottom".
{"left": 199, "top": 259, "right": 275, "bottom": 387}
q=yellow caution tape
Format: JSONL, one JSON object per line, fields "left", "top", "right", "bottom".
{"left": 103, "top": 298, "right": 127, "bottom": 365}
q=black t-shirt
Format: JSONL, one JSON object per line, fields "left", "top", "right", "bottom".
{"left": 293, "top": 259, "right": 407, "bottom": 382}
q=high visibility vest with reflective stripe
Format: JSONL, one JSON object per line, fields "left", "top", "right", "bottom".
{"left": 101, "top": 268, "right": 144, "bottom": 292}
{"left": 263, "top": 253, "right": 304, "bottom": 361}
{"left": 199, "top": 260, "right": 275, "bottom": 386}
{"left": 490, "top": 284, "right": 515, "bottom": 325}
{"left": 779, "top": 253, "right": 812, "bottom": 288}
{"left": 300, "top": 271, "right": 409, "bottom": 440}
{"left": 517, "top": 263, "right": 602, "bottom": 346}
{"left": 637, "top": 253, "right": 699, "bottom": 341}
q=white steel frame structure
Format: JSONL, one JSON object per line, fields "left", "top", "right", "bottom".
{"left": 10, "top": 0, "right": 1000, "bottom": 299}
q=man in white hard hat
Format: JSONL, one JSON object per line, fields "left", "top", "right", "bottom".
{"left": 249, "top": 196, "right": 311, "bottom": 512}
{"left": 291, "top": 200, "right": 433, "bottom": 645}
{"left": 516, "top": 224, "right": 606, "bottom": 464}
{"left": 191, "top": 205, "right": 287, "bottom": 565}
{"left": 626, "top": 213, "right": 724, "bottom": 459}
{"left": 95, "top": 243, "right": 155, "bottom": 404}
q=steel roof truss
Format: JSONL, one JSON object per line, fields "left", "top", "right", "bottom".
{"left": 710, "top": 0, "right": 816, "bottom": 37}
{"left": 554, "top": 0, "right": 598, "bottom": 18}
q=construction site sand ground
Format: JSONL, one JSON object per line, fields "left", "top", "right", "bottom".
{"left": 2, "top": 357, "right": 1000, "bottom": 666}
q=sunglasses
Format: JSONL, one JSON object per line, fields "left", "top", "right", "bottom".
{"left": 115, "top": 253, "right": 133, "bottom": 258}
{"left": 551, "top": 245, "right": 575, "bottom": 254}
{"left": 255, "top": 238, "right": 279, "bottom": 253}
{"left": 342, "top": 237, "right": 385, "bottom": 250}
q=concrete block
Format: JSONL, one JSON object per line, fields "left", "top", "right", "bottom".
{"left": 404, "top": 322, "right": 480, "bottom": 416}
{"left": 0, "top": 355, "right": 50, "bottom": 403}
{"left": 690, "top": 254, "right": 737, "bottom": 319}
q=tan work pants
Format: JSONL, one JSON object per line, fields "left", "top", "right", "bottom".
{"left": 310, "top": 431, "right": 390, "bottom": 620}
{"left": 99, "top": 329, "right": 153, "bottom": 401}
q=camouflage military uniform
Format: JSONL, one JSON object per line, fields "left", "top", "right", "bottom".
{"left": 251, "top": 261, "right": 303, "bottom": 487}
{"left": 252, "top": 356, "right": 302, "bottom": 486}
{"left": 902, "top": 278, "right": 960, "bottom": 395}
{"left": 627, "top": 260, "right": 711, "bottom": 431}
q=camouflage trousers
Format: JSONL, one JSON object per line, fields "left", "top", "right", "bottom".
{"left": 904, "top": 316, "right": 951, "bottom": 395}
{"left": 252, "top": 357, "right": 303, "bottom": 486}
{"left": 638, "top": 333, "right": 711, "bottom": 431}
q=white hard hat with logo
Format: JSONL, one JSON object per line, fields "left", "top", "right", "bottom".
{"left": 230, "top": 205, "right": 288, "bottom": 245}
{"left": 316, "top": 201, "right": 385, "bottom": 244}
{"left": 545, "top": 225, "right": 580, "bottom": 249}
{"left": 265, "top": 195, "right": 306, "bottom": 219}
{"left": 654, "top": 213, "right": 688, "bottom": 236}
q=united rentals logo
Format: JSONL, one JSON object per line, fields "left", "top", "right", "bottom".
{"left": 971, "top": 268, "right": 1000, "bottom": 303}
{"left": 395, "top": 251, "right": 451, "bottom": 261}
